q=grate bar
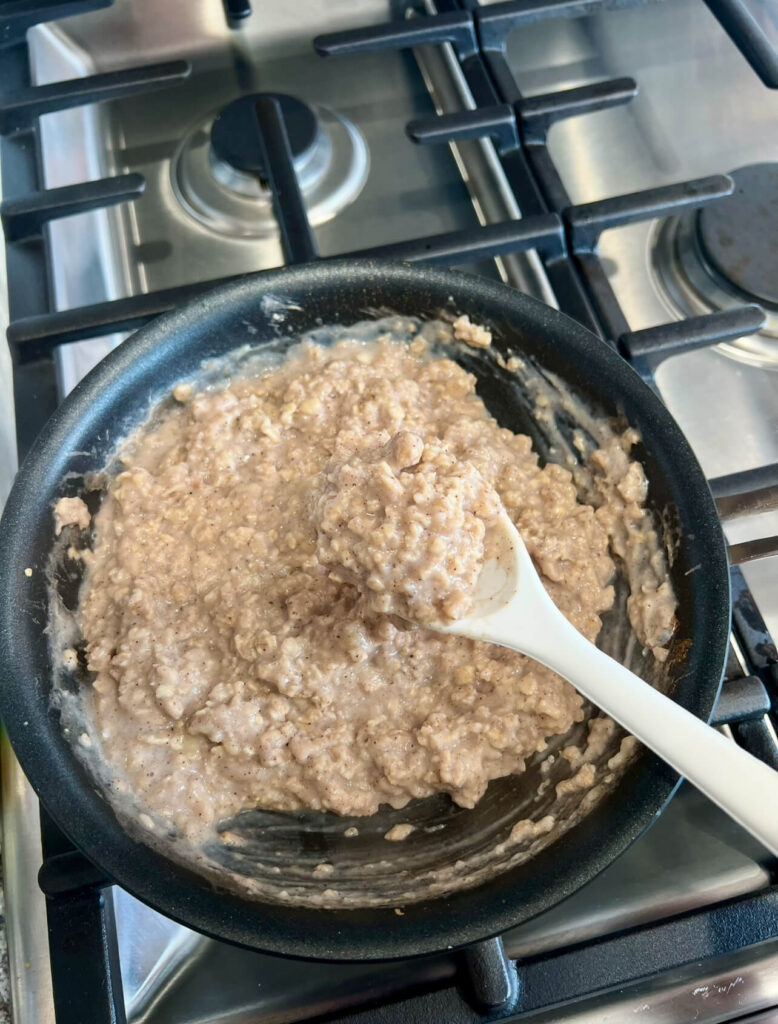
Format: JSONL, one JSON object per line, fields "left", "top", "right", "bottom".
{"left": 314, "top": 10, "right": 477, "bottom": 60}
{"left": 620, "top": 305, "right": 766, "bottom": 361}
{"left": 566, "top": 175, "right": 734, "bottom": 252}
{"left": 347, "top": 213, "right": 564, "bottom": 264}
{"left": 716, "top": 485, "right": 778, "bottom": 522}
{"left": 712, "top": 464, "right": 778, "bottom": 500}
{"left": 407, "top": 104, "right": 518, "bottom": 152}
{"left": 711, "top": 464, "right": 778, "bottom": 523}
{"left": 519, "top": 77, "right": 637, "bottom": 142}
{"left": 38, "top": 851, "right": 110, "bottom": 897}
{"left": 7, "top": 216, "right": 564, "bottom": 360}
{"left": 45, "top": 889, "right": 126, "bottom": 1024}
{"left": 710, "top": 675, "right": 771, "bottom": 726}
{"left": 0, "top": 173, "right": 145, "bottom": 242}
{"left": 702, "top": 0, "right": 778, "bottom": 89}
{"left": 6, "top": 275, "right": 247, "bottom": 361}
{"left": 459, "top": 938, "right": 518, "bottom": 1012}
{"left": 729, "top": 536, "right": 778, "bottom": 566}
{"left": 407, "top": 78, "right": 636, "bottom": 152}
{"left": 0, "top": 60, "right": 191, "bottom": 135}
{"left": 254, "top": 97, "right": 317, "bottom": 265}
{"left": 731, "top": 566, "right": 778, "bottom": 674}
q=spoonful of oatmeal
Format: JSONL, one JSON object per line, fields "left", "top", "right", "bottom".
{"left": 315, "top": 431, "right": 778, "bottom": 856}
{"left": 315, "top": 430, "right": 501, "bottom": 624}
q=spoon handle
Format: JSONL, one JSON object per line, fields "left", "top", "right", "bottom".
{"left": 486, "top": 610, "right": 778, "bottom": 858}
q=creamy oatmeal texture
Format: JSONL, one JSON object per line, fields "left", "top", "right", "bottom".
{"left": 70, "top": 330, "right": 676, "bottom": 841}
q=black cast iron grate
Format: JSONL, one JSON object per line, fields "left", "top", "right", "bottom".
{"left": 1, "top": 1, "right": 778, "bottom": 1023}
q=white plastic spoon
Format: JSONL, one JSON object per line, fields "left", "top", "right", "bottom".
{"left": 435, "top": 513, "right": 778, "bottom": 857}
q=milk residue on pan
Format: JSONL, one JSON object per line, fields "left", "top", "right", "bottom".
{"left": 46, "top": 315, "right": 677, "bottom": 909}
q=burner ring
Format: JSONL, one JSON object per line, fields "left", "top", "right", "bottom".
{"left": 650, "top": 163, "right": 778, "bottom": 369}
{"left": 696, "top": 163, "right": 778, "bottom": 307}
{"left": 170, "top": 101, "right": 369, "bottom": 240}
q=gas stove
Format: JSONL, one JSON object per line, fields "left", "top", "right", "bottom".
{"left": 1, "top": 1, "right": 778, "bottom": 1022}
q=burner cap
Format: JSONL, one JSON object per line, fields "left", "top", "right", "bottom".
{"left": 211, "top": 93, "right": 320, "bottom": 175}
{"left": 696, "top": 163, "right": 778, "bottom": 306}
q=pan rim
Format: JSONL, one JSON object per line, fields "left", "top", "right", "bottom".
{"left": 0, "top": 259, "right": 730, "bottom": 961}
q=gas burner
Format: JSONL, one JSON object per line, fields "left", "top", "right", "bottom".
{"left": 171, "top": 92, "right": 369, "bottom": 239}
{"left": 651, "top": 163, "right": 778, "bottom": 368}
{"left": 211, "top": 93, "right": 321, "bottom": 179}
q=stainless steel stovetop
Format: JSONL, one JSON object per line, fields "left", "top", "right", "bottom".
{"left": 1, "top": 0, "right": 778, "bottom": 1021}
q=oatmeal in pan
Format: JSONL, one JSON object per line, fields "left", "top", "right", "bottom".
{"left": 62, "top": 327, "right": 676, "bottom": 841}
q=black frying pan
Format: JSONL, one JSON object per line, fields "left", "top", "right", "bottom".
{"left": 0, "top": 261, "right": 730, "bottom": 960}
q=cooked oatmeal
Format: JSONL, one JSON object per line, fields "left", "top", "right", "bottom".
{"left": 384, "top": 824, "right": 415, "bottom": 841}
{"left": 69, "top": 332, "right": 675, "bottom": 840}
{"left": 54, "top": 495, "right": 90, "bottom": 535}
{"left": 315, "top": 433, "right": 502, "bottom": 624}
